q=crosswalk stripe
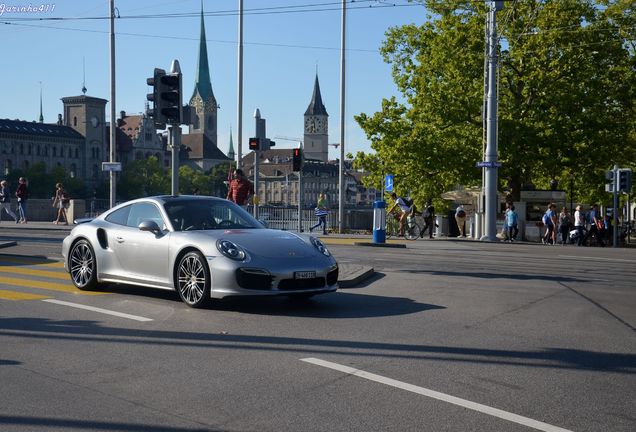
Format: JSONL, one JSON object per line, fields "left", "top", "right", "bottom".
{"left": 0, "top": 276, "right": 107, "bottom": 295}
{"left": 0, "top": 289, "right": 51, "bottom": 300}
{"left": 0, "top": 266, "right": 70, "bottom": 280}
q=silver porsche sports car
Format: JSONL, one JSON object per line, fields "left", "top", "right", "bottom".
{"left": 62, "top": 195, "right": 338, "bottom": 307}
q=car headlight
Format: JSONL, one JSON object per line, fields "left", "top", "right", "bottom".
{"left": 311, "top": 237, "right": 331, "bottom": 256}
{"left": 216, "top": 239, "right": 246, "bottom": 261}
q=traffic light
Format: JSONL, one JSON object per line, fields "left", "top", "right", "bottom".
{"left": 292, "top": 148, "right": 303, "bottom": 171}
{"left": 249, "top": 137, "right": 260, "bottom": 151}
{"left": 605, "top": 170, "right": 615, "bottom": 193}
{"left": 147, "top": 68, "right": 167, "bottom": 128}
{"left": 158, "top": 72, "right": 182, "bottom": 124}
{"left": 618, "top": 168, "right": 632, "bottom": 193}
{"left": 146, "top": 68, "right": 182, "bottom": 128}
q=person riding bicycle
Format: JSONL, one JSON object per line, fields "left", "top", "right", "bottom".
{"left": 388, "top": 193, "right": 417, "bottom": 237}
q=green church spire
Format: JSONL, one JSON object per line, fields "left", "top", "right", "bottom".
{"left": 192, "top": 1, "right": 215, "bottom": 103}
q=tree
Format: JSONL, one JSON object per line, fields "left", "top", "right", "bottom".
{"left": 355, "top": 0, "right": 635, "bottom": 206}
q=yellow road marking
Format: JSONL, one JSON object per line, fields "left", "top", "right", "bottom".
{"left": 0, "top": 289, "right": 50, "bottom": 300}
{"left": 0, "top": 266, "right": 70, "bottom": 280}
{"left": 0, "top": 276, "right": 107, "bottom": 295}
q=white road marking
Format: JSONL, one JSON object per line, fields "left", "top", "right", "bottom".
{"left": 301, "top": 358, "right": 574, "bottom": 432}
{"left": 42, "top": 299, "right": 153, "bottom": 322}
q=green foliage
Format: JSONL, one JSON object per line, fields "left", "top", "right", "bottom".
{"left": 355, "top": 0, "right": 635, "bottom": 206}
{"left": 6, "top": 162, "right": 88, "bottom": 199}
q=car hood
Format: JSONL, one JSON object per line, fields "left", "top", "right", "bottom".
{"left": 213, "top": 229, "right": 320, "bottom": 259}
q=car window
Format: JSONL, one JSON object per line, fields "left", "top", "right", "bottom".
{"left": 105, "top": 205, "right": 131, "bottom": 226}
{"left": 126, "top": 202, "right": 165, "bottom": 229}
{"left": 164, "top": 199, "right": 262, "bottom": 231}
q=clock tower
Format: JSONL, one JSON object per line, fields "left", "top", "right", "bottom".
{"left": 303, "top": 74, "right": 329, "bottom": 163}
{"left": 62, "top": 95, "right": 107, "bottom": 182}
{"left": 188, "top": 2, "right": 217, "bottom": 146}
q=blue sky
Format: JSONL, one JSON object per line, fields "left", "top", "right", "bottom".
{"left": 1, "top": 0, "right": 425, "bottom": 160}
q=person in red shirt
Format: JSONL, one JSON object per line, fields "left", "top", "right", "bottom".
{"left": 226, "top": 169, "right": 254, "bottom": 207}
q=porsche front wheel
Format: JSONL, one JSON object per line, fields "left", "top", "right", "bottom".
{"left": 176, "top": 251, "right": 211, "bottom": 308}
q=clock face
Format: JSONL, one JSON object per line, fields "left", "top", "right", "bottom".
{"left": 90, "top": 116, "right": 99, "bottom": 128}
{"left": 305, "top": 117, "right": 324, "bottom": 134}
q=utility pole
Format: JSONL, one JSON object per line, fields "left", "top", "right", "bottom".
{"left": 109, "top": 0, "right": 117, "bottom": 209}
{"left": 236, "top": 0, "right": 244, "bottom": 168}
{"left": 338, "top": 0, "right": 346, "bottom": 233}
{"left": 481, "top": 1, "right": 503, "bottom": 242}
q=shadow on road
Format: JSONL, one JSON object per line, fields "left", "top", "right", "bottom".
{"left": 1, "top": 317, "right": 634, "bottom": 374}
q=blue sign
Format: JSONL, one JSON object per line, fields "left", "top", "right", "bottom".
{"left": 385, "top": 174, "right": 394, "bottom": 192}
{"left": 476, "top": 161, "right": 502, "bottom": 168}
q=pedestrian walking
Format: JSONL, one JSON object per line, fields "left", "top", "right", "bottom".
{"left": 52, "top": 182, "right": 69, "bottom": 225}
{"left": 226, "top": 169, "right": 254, "bottom": 208}
{"left": 574, "top": 205, "right": 586, "bottom": 246}
{"left": 0, "top": 180, "right": 19, "bottom": 223}
{"left": 584, "top": 204, "right": 604, "bottom": 246}
{"left": 310, "top": 192, "right": 329, "bottom": 235}
{"left": 419, "top": 200, "right": 436, "bottom": 239}
{"left": 15, "top": 177, "right": 28, "bottom": 223}
{"left": 558, "top": 207, "right": 571, "bottom": 245}
{"left": 506, "top": 204, "right": 519, "bottom": 241}
{"left": 542, "top": 203, "right": 557, "bottom": 244}
{"left": 455, "top": 205, "right": 467, "bottom": 237}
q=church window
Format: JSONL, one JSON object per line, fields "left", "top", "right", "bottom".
{"left": 75, "top": 149, "right": 79, "bottom": 158}
{"left": 37, "top": 145, "right": 41, "bottom": 156}
{"left": 70, "top": 164, "right": 76, "bottom": 179}
{"left": 92, "top": 164, "right": 99, "bottom": 179}
{"left": 4, "top": 159, "right": 12, "bottom": 175}
{"left": 28, "top": 144, "right": 32, "bottom": 156}
{"left": 53, "top": 147, "right": 57, "bottom": 157}
{"left": 23, "top": 160, "right": 29, "bottom": 170}
{"left": 73, "top": 117, "right": 77, "bottom": 127}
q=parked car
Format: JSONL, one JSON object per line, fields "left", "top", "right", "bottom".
{"left": 62, "top": 195, "right": 338, "bottom": 307}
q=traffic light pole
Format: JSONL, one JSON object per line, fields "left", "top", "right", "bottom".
{"left": 109, "top": 0, "right": 117, "bottom": 209}
{"left": 169, "top": 126, "right": 180, "bottom": 196}
{"left": 612, "top": 164, "right": 619, "bottom": 248}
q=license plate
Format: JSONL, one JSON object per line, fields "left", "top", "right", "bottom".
{"left": 294, "top": 271, "right": 316, "bottom": 279}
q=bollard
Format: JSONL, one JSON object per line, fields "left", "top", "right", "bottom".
{"left": 373, "top": 200, "right": 386, "bottom": 244}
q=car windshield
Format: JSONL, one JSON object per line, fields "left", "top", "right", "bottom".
{"left": 164, "top": 198, "right": 264, "bottom": 232}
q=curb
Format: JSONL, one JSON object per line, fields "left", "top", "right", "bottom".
{"left": 353, "top": 242, "right": 407, "bottom": 248}
{"left": 338, "top": 266, "right": 375, "bottom": 288}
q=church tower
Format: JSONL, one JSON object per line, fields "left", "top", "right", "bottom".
{"left": 188, "top": 2, "right": 217, "bottom": 146}
{"left": 303, "top": 74, "right": 329, "bottom": 162}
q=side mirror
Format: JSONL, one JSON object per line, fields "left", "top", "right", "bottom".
{"left": 138, "top": 219, "right": 162, "bottom": 234}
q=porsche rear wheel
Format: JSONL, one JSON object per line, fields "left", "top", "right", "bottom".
{"left": 176, "top": 251, "right": 211, "bottom": 308}
{"left": 69, "top": 239, "right": 99, "bottom": 290}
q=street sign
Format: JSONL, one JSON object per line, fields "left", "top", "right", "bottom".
{"left": 476, "top": 161, "right": 502, "bottom": 168}
{"left": 385, "top": 174, "right": 394, "bottom": 192}
{"left": 102, "top": 162, "right": 122, "bottom": 172}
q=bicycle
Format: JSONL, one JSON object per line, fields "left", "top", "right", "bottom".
{"left": 385, "top": 210, "right": 401, "bottom": 239}
{"left": 405, "top": 214, "right": 424, "bottom": 240}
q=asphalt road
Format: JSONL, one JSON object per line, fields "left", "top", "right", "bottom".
{"left": 0, "top": 227, "right": 634, "bottom": 432}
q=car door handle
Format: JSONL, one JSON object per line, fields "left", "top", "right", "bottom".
{"left": 116, "top": 236, "right": 125, "bottom": 243}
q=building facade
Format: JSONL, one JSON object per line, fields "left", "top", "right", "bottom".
{"left": 303, "top": 74, "right": 329, "bottom": 163}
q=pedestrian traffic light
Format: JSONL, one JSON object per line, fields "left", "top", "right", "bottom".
{"left": 618, "top": 168, "right": 632, "bottom": 193}
{"left": 605, "top": 170, "right": 615, "bottom": 193}
{"left": 249, "top": 137, "right": 260, "bottom": 151}
{"left": 147, "top": 68, "right": 167, "bottom": 128}
{"left": 292, "top": 148, "right": 302, "bottom": 171}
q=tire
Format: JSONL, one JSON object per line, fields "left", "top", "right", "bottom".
{"left": 69, "top": 239, "right": 99, "bottom": 290}
{"left": 176, "top": 251, "right": 211, "bottom": 308}
{"left": 405, "top": 223, "right": 419, "bottom": 240}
